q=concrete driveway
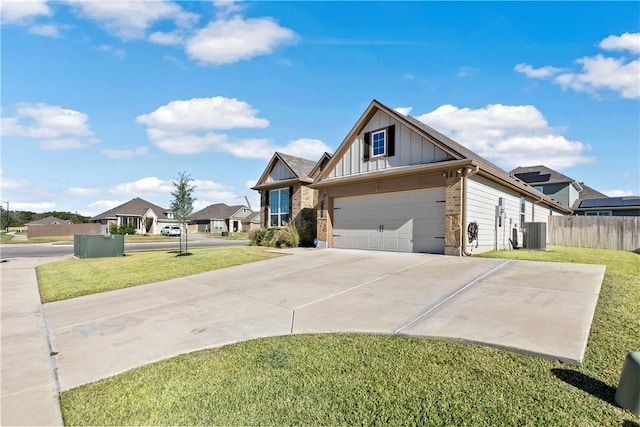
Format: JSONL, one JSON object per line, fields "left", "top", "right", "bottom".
{"left": 43, "top": 248, "right": 605, "bottom": 392}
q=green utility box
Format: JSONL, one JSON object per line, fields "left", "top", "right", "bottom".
{"left": 74, "top": 234, "right": 124, "bottom": 258}
{"left": 616, "top": 351, "right": 640, "bottom": 416}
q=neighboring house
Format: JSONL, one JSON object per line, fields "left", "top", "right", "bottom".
{"left": 188, "top": 203, "right": 254, "bottom": 233}
{"left": 511, "top": 165, "right": 639, "bottom": 216}
{"left": 244, "top": 211, "right": 262, "bottom": 232}
{"left": 252, "top": 152, "right": 331, "bottom": 235}
{"left": 25, "top": 216, "right": 71, "bottom": 229}
{"left": 573, "top": 196, "right": 640, "bottom": 216}
{"left": 305, "top": 99, "right": 570, "bottom": 255}
{"left": 91, "top": 197, "right": 177, "bottom": 234}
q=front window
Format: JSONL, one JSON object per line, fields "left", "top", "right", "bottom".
{"left": 371, "top": 130, "right": 386, "bottom": 157}
{"left": 520, "top": 197, "right": 526, "bottom": 229}
{"left": 270, "top": 188, "right": 290, "bottom": 227}
{"left": 212, "top": 220, "right": 224, "bottom": 231}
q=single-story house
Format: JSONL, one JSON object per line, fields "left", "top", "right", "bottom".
{"left": 252, "top": 151, "right": 332, "bottom": 234}
{"left": 511, "top": 165, "right": 639, "bottom": 216}
{"left": 188, "top": 203, "right": 256, "bottom": 233}
{"left": 25, "top": 216, "right": 71, "bottom": 229}
{"left": 262, "top": 99, "right": 571, "bottom": 255}
{"left": 91, "top": 197, "right": 178, "bottom": 235}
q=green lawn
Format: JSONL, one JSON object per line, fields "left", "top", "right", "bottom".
{"left": 59, "top": 246, "right": 639, "bottom": 425}
{"left": 36, "top": 246, "right": 279, "bottom": 303}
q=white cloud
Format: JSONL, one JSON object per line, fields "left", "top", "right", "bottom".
{"left": 65, "top": 0, "right": 199, "bottom": 40}
{"left": 394, "top": 107, "right": 413, "bottom": 116}
{"left": 515, "top": 32, "right": 640, "bottom": 99}
{"left": 67, "top": 187, "right": 101, "bottom": 197}
{"left": 28, "top": 24, "right": 60, "bottom": 37}
{"left": 554, "top": 55, "right": 640, "bottom": 99}
{"left": 213, "top": 0, "right": 245, "bottom": 18}
{"left": 0, "top": 175, "right": 29, "bottom": 191}
{"left": 185, "top": 15, "right": 297, "bottom": 65}
{"left": 101, "top": 146, "right": 149, "bottom": 159}
{"left": 604, "top": 189, "right": 635, "bottom": 197}
{"left": 599, "top": 32, "right": 640, "bottom": 54}
{"left": 415, "top": 104, "right": 596, "bottom": 170}
{"left": 0, "top": 0, "right": 51, "bottom": 25}
{"left": 137, "top": 96, "right": 269, "bottom": 132}
{"left": 275, "top": 138, "right": 332, "bottom": 159}
{"left": 110, "top": 176, "right": 174, "bottom": 196}
{"left": 514, "top": 63, "right": 563, "bottom": 79}
{"left": 1, "top": 103, "right": 98, "bottom": 150}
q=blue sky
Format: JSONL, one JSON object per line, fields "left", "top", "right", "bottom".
{"left": 1, "top": 1, "right": 639, "bottom": 216}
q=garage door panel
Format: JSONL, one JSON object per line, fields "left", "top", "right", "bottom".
{"left": 333, "top": 188, "right": 445, "bottom": 254}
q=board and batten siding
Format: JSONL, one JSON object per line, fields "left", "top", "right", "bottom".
{"left": 267, "top": 160, "right": 294, "bottom": 182}
{"left": 329, "top": 110, "right": 453, "bottom": 178}
{"left": 467, "top": 176, "right": 528, "bottom": 252}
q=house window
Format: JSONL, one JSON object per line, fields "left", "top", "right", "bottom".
{"left": 371, "top": 130, "right": 386, "bottom": 157}
{"left": 520, "top": 197, "right": 526, "bottom": 229}
{"left": 269, "top": 188, "right": 290, "bottom": 227}
{"left": 585, "top": 211, "right": 612, "bottom": 216}
{"left": 363, "top": 125, "right": 395, "bottom": 161}
{"left": 212, "top": 220, "right": 224, "bottom": 231}
{"left": 534, "top": 186, "right": 544, "bottom": 193}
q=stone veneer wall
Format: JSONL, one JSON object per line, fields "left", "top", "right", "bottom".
{"left": 444, "top": 173, "right": 462, "bottom": 256}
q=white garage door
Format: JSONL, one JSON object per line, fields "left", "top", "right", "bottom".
{"left": 333, "top": 187, "right": 446, "bottom": 254}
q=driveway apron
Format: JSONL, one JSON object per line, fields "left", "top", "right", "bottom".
{"left": 40, "top": 249, "right": 606, "bottom": 393}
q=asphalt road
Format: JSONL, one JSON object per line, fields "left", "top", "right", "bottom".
{"left": 0, "top": 238, "right": 249, "bottom": 259}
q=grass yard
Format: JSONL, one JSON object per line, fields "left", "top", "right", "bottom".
{"left": 59, "top": 246, "right": 639, "bottom": 426}
{"left": 36, "top": 246, "right": 280, "bottom": 303}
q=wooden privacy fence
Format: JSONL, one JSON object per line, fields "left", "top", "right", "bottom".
{"left": 548, "top": 216, "right": 639, "bottom": 252}
{"left": 27, "top": 223, "right": 102, "bottom": 238}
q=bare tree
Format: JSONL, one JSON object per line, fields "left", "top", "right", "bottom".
{"left": 170, "top": 172, "right": 196, "bottom": 255}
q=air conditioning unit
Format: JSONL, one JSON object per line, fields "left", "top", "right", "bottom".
{"left": 523, "top": 222, "right": 547, "bottom": 250}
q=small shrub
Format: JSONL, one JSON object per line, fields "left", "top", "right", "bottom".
{"left": 109, "top": 224, "right": 136, "bottom": 235}
{"left": 276, "top": 220, "right": 299, "bottom": 248}
{"left": 250, "top": 227, "right": 275, "bottom": 247}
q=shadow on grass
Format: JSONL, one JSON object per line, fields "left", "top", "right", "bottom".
{"left": 552, "top": 368, "right": 617, "bottom": 406}
{"left": 623, "top": 420, "right": 639, "bottom": 427}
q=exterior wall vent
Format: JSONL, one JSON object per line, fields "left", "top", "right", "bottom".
{"left": 523, "top": 222, "right": 547, "bottom": 250}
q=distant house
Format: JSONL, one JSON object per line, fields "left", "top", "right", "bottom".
{"left": 188, "top": 203, "right": 255, "bottom": 233}
{"left": 511, "top": 165, "right": 639, "bottom": 216}
{"left": 25, "top": 216, "right": 71, "bottom": 228}
{"left": 91, "top": 197, "right": 177, "bottom": 234}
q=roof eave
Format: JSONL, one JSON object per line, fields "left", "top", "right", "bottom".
{"left": 252, "top": 177, "right": 314, "bottom": 191}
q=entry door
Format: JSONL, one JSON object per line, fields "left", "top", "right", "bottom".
{"left": 332, "top": 187, "right": 446, "bottom": 253}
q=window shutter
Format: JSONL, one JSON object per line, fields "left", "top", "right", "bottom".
{"left": 289, "top": 186, "right": 293, "bottom": 217}
{"left": 363, "top": 132, "right": 371, "bottom": 161}
{"left": 387, "top": 125, "right": 395, "bottom": 157}
{"left": 264, "top": 191, "right": 269, "bottom": 227}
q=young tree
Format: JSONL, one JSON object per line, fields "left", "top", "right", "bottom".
{"left": 170, "top": 172, "right": 196, "bottom": 255}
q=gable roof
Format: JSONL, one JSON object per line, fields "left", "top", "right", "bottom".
{"left": 26, "top": 216, "right": 71, "bottom": 226}
{"left": 91, "top": 197, "right": 171, "bottom": 221}
{"left": 252, "top": 152, "right": 324, "bottom": 191}
{"left": 313, "top": 99, "right": 572, "bottom": 214}
{"left": 189, "top": 203, "right": 251, "bottom": 221}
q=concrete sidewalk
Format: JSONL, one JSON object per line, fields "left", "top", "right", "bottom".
{"left": 1, "top": 257, "right": 65, "bottom": 426}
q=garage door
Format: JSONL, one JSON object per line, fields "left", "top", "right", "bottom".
{"left": 333, "top": 187, "right": 446, "bottom": 254}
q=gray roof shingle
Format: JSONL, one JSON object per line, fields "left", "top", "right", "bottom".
{"left": 276, "top": 152, "right": 318, "bottom": 179}
{"left": 91, "top": 198, "right": 171, "bottom": 221}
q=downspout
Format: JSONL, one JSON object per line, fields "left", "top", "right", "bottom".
{"left": 461, "top": 165, "right": 480, "bottom": 256}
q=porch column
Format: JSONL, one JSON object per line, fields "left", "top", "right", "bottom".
{"left": 444, "top": 172, "right": 463, "bottom": 256}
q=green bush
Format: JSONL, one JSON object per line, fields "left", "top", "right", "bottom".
{"left": 109, "top": 223, "right": 136, "bottom": 235}
{"left": 276, "top": 220, "right": 299, "bottom": 248}
{"left": 250, "top": 221, "right": 300, "bottom": 248}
